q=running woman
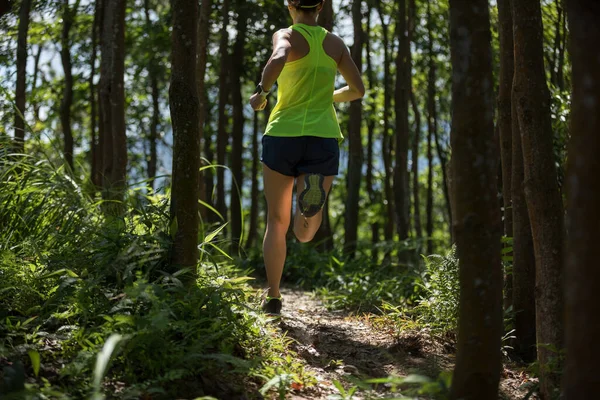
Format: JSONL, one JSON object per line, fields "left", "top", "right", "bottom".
{"left": 250, "top": 0, "right": 365, "bottom": 316}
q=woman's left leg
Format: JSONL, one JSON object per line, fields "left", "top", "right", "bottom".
{"left": 293, "top": 174, "right": 335, "bottom": 243}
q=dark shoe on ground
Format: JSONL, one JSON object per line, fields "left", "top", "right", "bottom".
{"left": 262, "top": 296, "right": 282, "bottom": 317}
{"left": 298, "top": 173, "right": 326, "bottom": 218}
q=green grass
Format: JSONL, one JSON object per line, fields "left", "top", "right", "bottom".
{"left": 0, "top": 145, "right": 309, "bottom": 399}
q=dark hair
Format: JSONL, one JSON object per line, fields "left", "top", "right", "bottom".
{"left": 289, "top": 0, "right": 324, "bottom": 12}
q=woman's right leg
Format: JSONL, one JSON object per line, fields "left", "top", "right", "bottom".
{"left": 263, "top": 164, "right": 295, "bottom": 299}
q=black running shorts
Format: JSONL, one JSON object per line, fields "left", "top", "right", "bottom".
{"left": 261, "top": 135, "right": 340, "bottom": 177}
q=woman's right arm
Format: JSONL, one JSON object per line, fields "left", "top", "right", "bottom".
{"left": 333, "top": 43, "right": 365, "bottom": 103}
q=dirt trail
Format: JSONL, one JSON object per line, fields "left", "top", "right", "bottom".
{"left": 274, "top": 288, "right": 536, "bottom": 400}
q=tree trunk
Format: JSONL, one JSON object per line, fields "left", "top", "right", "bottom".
{"left": 408, "top": 0, "right": 421, "bottom": 242}
{"left": 549, "top": 1, "right": 563, "bottom": 88}
{"left": 230, "top": 0, "right": 247, "bottom": 247}
{"left": 32, "top": 44, "right": 43, "bottom": 124}
{"left": 556, "top": 3, "right": 567, "bottom": 91}
{"left": 365, "top": 4, "right": 379, "bottom": 257}
{"left": 434, "top": 119, "right": 452, "bottom": 238}
{"left": 512, "top": 1, "right": 565, "bottom": 397}
{"left": 107, "top": 0, "right": 127, "bottom": 215}
{"left": 512, "top": 97, "right": 537, "bottom": 363}
{"left": 425, "top": 0, "right": 435, "bottom": 254}
{"left": 197, "top": 0, "right": 212, "bottom": 220}
{"left": 313, "top": 0, "right": 334, "bottom": 251}
{"left": 144, "top": 0, "right": 159, "bottom": 190}
{"left": 448, "top": 1, "right": 503, "bottom": 398}
{"left": 14, "top": 0, "right": 32, "bottom": 152}
{"left": 169, "top": 0, "right": 200, "bottom": 269}
{"left": 216, "top": 0, "right": 231, "bottom": 223}
{"left": 376, "top": 0, "right": 395, "bottom": 242}
{"left": 90, "top": 0, "right": 100, "bottom": 189}
{"left": 100, "top": 0, "right": 114, "bottom": 208}
{"left": 564, "top": 1, "right": 600, "bottom": 397}
{"left": 60, "top": 0, "right": 77, "bottom": 171}
{"left": 343, "top": 0, "right": 364, "bottom": 256}
{"left": 497, "top": 0, "right": 514, "bottom": 312}
{"left": 246, "top": 110, "right": 260, "bottom": 249}
{"left": 394, "top": 0, "right": 410, "bottom": 241}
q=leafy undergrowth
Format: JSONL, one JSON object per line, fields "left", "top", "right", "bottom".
{"left": 0, "top": 151, "right": 309, "bottom": 399}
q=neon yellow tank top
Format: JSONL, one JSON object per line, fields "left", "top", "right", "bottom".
{"left": 265, "top": 24, "right": 343, "bottom": 139}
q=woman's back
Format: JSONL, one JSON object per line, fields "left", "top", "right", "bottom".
{"left": 265, "top": 24, "right": 343, "bottom": 139}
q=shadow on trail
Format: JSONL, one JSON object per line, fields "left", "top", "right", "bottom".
{"left": 279, "top": 312, "right": 448, "bottom": 381}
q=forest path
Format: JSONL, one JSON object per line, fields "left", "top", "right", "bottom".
{"left": 272, "top": 288, "right": 535, "bottom": 400}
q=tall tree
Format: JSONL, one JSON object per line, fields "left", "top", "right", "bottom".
{"left": 512, "top": 1, "right": 565, "bottom": 397}
{"left": 499, "top": 0, "right": 537, "bottom": 362}
{"left": 425, "top": 0, "right": 435, "bottom": 254}
{"left": 376, "top": 0, "right": 395, "bottom": 242}
{"left": 365, "top": 3, "right": 380, "bottom": 255}
{"left": 394, "top": 0, "right": 410, "bottom": 241}
{"left": 216, "top": 0, "right": 231, "bottom": 222}
{"left": 230, "top": 0, "right": 248, "bottom": 246}
{"left": 144, "top": 0, "right": 160, "bottom": 190}
{"left": 90, "top": 0, "right": 101, "bottom": 188}
{"left": 343, "top": 0, "right": 364, "bottom": 256}
{"left": 14, "top": 0, "right": 32, "bottom": 152}
{"left": 564, "top": 1, "right": 600, "bottom": 397}
{"left": 246, "top": 108, "right": 260, "bottom": 249}
{"left": 512, "top": 94, "right": 537, "bottom": 362}
{"left": 60, "top": 0, "right": 79, "bottom": 171}
{"left": 100, "top": 0, "right": 127, "bottom": 215}
{"left": 197, "top": 0, "right": 212, "bottom": 220}
{"left": 409, "top": 0, "right": 422, "bottom": 242}
{"left": 448, "top": 0, "right": 503, "bottom": 398}
{"left": 169, "top": 0, "right": 200, "bottom": 268}
{"left": 497, "top": 0, "right": 514, "bottom": 310}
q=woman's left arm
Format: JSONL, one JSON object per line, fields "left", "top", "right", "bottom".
{"left": 250, "top": 30, "right": 292, "bottom": 111}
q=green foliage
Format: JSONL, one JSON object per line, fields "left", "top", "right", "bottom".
{"left": 0, "top": 147, "right": 307, "bottom": 399}
{"left": 412, "top": 247, "right": 459, "bottom": 334}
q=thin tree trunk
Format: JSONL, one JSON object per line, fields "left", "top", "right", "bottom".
{"left": 100, "top": 0, "right": 114, "bottom": 205}
{"left": 144, "top": 0, "right": 159, "bottom": 190}
{"left": 408, "top": 0, "right": 421, "bottom": 243}
{"left": 230, "top": 0, "right": 247, "bottom": 246}
{"left": 32, "top": 44, "right": 43, "bottom": 124}
{"left": 90, "top": 0, "right": 100, "bottom": 189}
{"left": 556, "top": 4, "right": 567, "bottom": 91}
{"left": 410, "top": 91, "right": 422, "bottom": 241}
{"left": 564, "top": 1, "right": 600, "bottom": 397}
{"left": 512, "top": 96, "right": 537, "bottom": 363}
{"left": 448, "top": 0, "right": 503, "bottom": 398}
{"left": 246, "top": 110, "right": 260, "bottom": 249}
{"left": 376, "top": 0, "right": 395, "bottom": 242}
{"left": 110, "top": 0, "right": 127, "bottom": 214}
{"left": 216, "top": 0, "right": 231, "bottom": 223}
{"left": 394, "top": 0, "right": 410, "bottom": 242}
{"left": 343, "top": 0, "right": 364, "bottom": 256}
{"left": 365, "top": 4, "right": 379, "bottom": 257}
{"left": 550, "top": 1, "right": 563, "bottom": 88}
{"left": 170, "top": 0, "right": 200, "bottom": 269}
{"left": 197, "top": 0, "right": 212, "bottom": 220}
{"left": 60, "top": 0, "right": 77, "bottom": 171}
{"left": 425, "top": 0, "right": 435, "bottom": 254}
{"left": 497, "top": 0, "right": 514, "bottom": 312}
{"left": 512, "top": 1, "right": 565, "bottom": 397}
{"left": 14, "top": 0, "right": 33, "bottom": 152}
{"left": 433, "top": 130, "right": 452, "bottom": 233}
